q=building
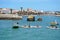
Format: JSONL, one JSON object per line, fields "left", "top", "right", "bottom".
{"left": 1, "top": 8, "right": 10, "bottom": 14}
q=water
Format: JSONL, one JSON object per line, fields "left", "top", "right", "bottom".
{"left": 0, "top": 16, "right": 60, "bottom": 40}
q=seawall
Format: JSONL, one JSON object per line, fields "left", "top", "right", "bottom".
{"left": 0, "top": 14, "right": 22, "bottom": 20}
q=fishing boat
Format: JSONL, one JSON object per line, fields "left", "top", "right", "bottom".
{"left": 27, "top": 15, "right": 35, "bottom": 21}
{"left": 47, "top": 20, "right": 59, "bottom": 29}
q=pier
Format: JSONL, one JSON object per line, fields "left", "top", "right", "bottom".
{"left": 0, "top": 14, "right": 22, "bottom": 20}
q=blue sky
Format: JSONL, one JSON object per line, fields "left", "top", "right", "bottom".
{"left": 0, "top": 0, "right": 60, "bottom": 11}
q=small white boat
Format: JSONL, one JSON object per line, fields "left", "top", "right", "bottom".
{"left": 12, "top": 22, "right": 20, "bottom": 28}
{"left": 22, "top": 25, "right": 30, "bottom": 28}
{"left": 30, "top": 26, "right": 41, "bottom": 28}
{"left": 22, "top": 25, "right": 42, "bottom": 28}
{"left": 13, "top": 25, "right": 19, "bottom": 28}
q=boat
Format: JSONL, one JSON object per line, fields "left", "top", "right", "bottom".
{"left": 37, "top": 18, "right": 42, "bottom": 21}
{"left": 47, "top": 26, "right": 60, "bottom": 29}
{"left": 12, "top": 22, "right": 20, "bottom": 28}
{"left": 46, "top": 20, "right": 60, "bottom": 29}
{"left": 27, "top": 15, "right": 35, "bottom": 21}
{"left": 21, "top": 25, "right": 42, "bottom": 28}
{"left": 50, "top": 20, "right": 59, "bottom": 26}
{"left": 22, "top": 25, "right": 30, "bottom": 28}
{"left": 13, "top": 25, "right": 19, "bottom": 28}
{"left": 47, "top": 20, "right": 59, "bottom": 29}
{"left": 30, "top": 26, "right": 42, "bottom": 28}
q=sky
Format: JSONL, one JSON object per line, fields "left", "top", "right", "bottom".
{"left": 0, "top": 0, "right": 60, "bottom": 11}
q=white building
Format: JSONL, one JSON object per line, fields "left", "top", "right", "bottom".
{"left": 1, "top": 8, "right": 10, "bottom": 13}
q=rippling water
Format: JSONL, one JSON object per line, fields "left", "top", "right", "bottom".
{"left": 0, "top": 15, "right": 60, "bottom": 40}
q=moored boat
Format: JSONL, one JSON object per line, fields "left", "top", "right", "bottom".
{"left": 12, "top": 22, "right": 20, "bottom": 29}
{"left": 47, "top": 26, "right": 60, "bottom": 29}
{"left": 27, "top": 15, "right": 35, "bottom": 21}
{"left": 47, "top": 20, "right": 59, "bottom": 29}
{"left": 37, "top": 18, "right": 42, "bottom": 21}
